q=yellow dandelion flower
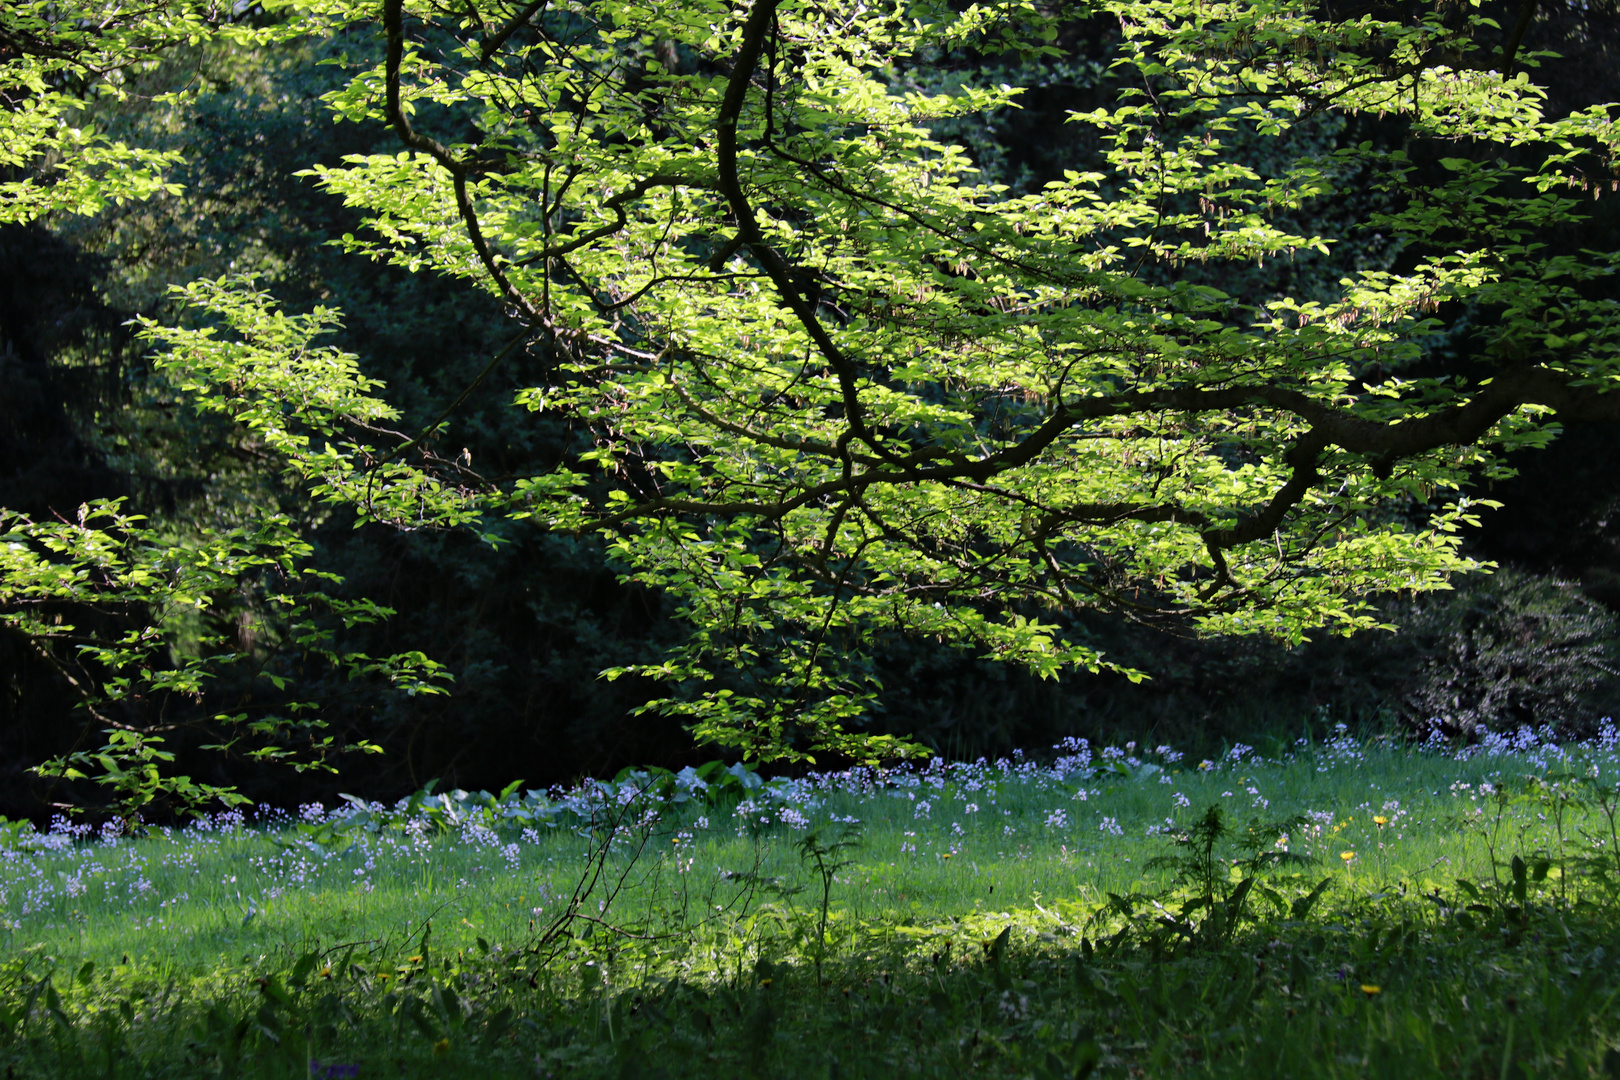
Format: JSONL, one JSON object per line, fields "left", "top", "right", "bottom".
{"left": 1339, "top": 851, "right": 1355, "bottom": 862}
{"left": 1373, "top": 815, "right": 1388, "bottom": 826}
{"left": 1360, "top": 985, "right": 1381, "bottom": 996}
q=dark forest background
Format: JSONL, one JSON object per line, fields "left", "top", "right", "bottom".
{"left": 4, "top": 0, "right": 1620, "bottom": 820}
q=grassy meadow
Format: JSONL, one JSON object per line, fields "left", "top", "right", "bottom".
{"left": 6, "top": 727, "right": 1620, "bottom": 1077}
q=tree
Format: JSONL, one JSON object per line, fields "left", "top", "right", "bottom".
{"left": 277, "top": 0, "right": 1620, "bottom": 758}
{"left": 10, "top": 0, "right": 1620, "bottom": 802}
{"left": 1, "top": 2, "right": 451, "bottom": 817}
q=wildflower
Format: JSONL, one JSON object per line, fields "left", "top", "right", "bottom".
{"left": 1340, "top": 851, "right": 1355, "bottom": 862}
{"left": 778, "top": 807, "right": 810, "bottom": 830}
{"left": 433, "top": 1037, "right": 451, "bottom": 1056}
{"left": 997, "top": 991, "right": 1030, "bottom": 1019}
{"left": 1359, "top": 985, "right": 1381, "bottom": 996}
{"left": 1373, "top": 815, "right": 1389, "bottom": 826}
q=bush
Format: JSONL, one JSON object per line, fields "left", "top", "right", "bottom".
{"left": 1385, "top": 568, "right": 1620, "bottom": 739}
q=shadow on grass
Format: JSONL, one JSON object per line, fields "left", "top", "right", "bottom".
{"left": 6, "top": 876, "right": 1620, "bottom": 1079}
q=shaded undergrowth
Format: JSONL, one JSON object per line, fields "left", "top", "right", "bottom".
{"left": 7, "top": 873, "right": 1620, "bottom": 1079}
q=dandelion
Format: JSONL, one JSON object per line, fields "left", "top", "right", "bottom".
{"left": 1340, "top": 851, "right": 1355, "bottom": 862}
{"left": 1360, "top": 984, "right": 1381, "bottom": 996}
{"left": 1373, "top": 815, "right": 1389, "bottom": 826}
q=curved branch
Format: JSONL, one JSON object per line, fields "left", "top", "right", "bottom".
{"left": 1501, "top": 0, "right": 1539, "bottom": 78}
{"left": 509, "top": 173, "right": 702, "bottom": 268}
{"left": 713, "top": 0, "right": 894, "bottom": 464}
{"left": 384, "top": 0, "right": 540, "bottom": 322}
{"left": 1203, "top": 429, "right": 1328, "bottom": 550}
{"left": 479, "top": 0, "right": 546, "bottom": 62}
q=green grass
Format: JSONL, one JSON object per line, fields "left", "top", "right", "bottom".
{"left": 7, "top": 727, "right": 1620, "bottom": 1077}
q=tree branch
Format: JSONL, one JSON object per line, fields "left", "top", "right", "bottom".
{"left": 1501, "top": 0, "right": 1539, "bottom": 78}
{"left": 479, "top": 0, "right": 546, "bottom": 62}
{"left": 384, "top": 0, "right": 540, "bottom": 322}
{"left": 713, "top": 0, "right": 896, "bottom": 466}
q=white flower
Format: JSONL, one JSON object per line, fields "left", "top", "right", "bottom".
{"left": 778, "top": 807, "right": 810, "bottom": 830}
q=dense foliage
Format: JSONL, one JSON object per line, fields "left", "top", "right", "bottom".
{"left": 4, "top": 0, "right": 1620, "bottom": 813}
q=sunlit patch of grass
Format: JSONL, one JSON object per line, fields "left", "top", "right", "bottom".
{"left": 6, "top": 725, "right": 1620, "bottom": 1075}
